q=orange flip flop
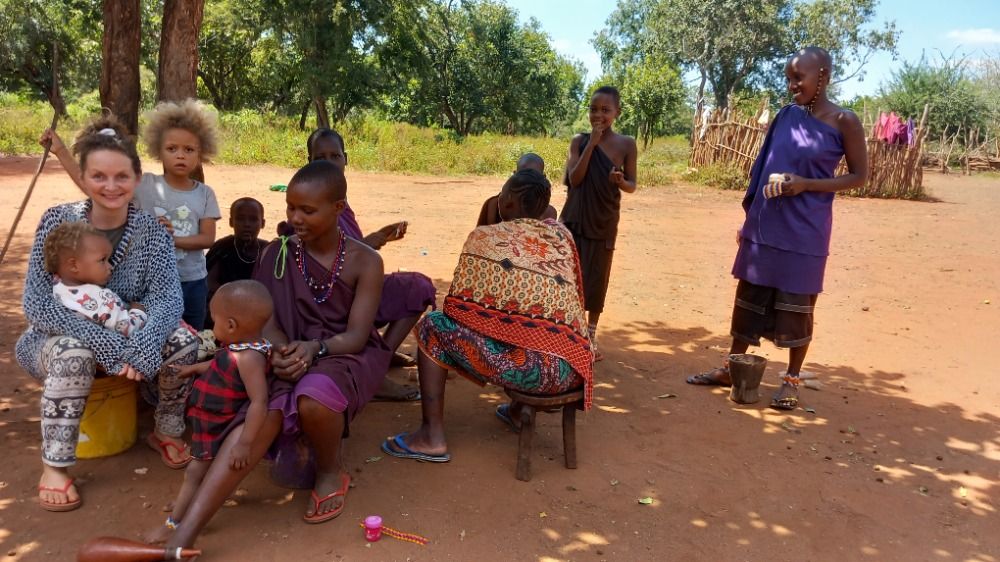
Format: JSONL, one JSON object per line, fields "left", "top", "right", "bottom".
{"left": 39, "top": 477, "right": 82, "bottom": 512}
{"left": 146, "top": 433, "right": 193, "bottom": 469}
{"left": 303, "top": 472, "right": 351, "bottom": 524}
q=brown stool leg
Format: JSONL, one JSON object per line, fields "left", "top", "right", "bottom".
{"left": 562, "top": 404, "right": 577, "bottom": 469}
{"left": 516, "top": 405, "right": 536, "bottom": 481}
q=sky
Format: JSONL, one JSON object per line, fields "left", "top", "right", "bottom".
{"left": 504, "top": 0, "right": 1000, "bottom": 100}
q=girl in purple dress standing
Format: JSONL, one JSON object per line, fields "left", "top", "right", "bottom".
{"left": 686, "top": 47, "right": 869, "bottom": 411}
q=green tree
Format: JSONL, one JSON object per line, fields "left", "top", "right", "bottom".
{"left": 596, "top": 0, "right": 898, "bottom": 109}
{"left": 197, "top": 2, "right": 268, "bottom": 109}
{"left": 590, "top": 0, "right": 689, "bottom": 142}
{"left": 789, "top": 0, "right": 898, "bottom": 85}
{"left": 620, "top": 58, "right": 685, "bottom": 147}
{"left": 254, "top": 0, "right": 427, "bottom": 128}
{"left": 587, "top": 59, "right": 685, "bottom": 148}
{"left": 391, "top": 0, "right": 584, "bottom": 136}
{"left": 591, "top": 0, "right": 651, "bottom": 76}
{"left": 879, "top": 54, "right": 988, "bottom": 140}
{"left": 971, "top": 51, "right": 1000, "bottom": 139}
{"left": 0, "top": 0, "right": 103, "bottom": 108}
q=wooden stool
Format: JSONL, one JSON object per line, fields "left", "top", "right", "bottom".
{"left": 504, "top": 387, "right": 584, "bottom": 482}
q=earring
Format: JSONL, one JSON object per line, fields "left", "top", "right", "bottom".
{"left": 807, "top": 68, "right": 825, "bottom": 114}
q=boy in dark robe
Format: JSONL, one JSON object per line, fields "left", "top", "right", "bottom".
{"left": 204, "top": 198, "right": 268, "bottom": 329}
{"left": 560, "top": 86, "right": 638, "bottom": 361}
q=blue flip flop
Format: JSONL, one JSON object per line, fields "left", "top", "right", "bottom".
{"left": 495, "top": 404, "right": 521, "bottom": 434}
{"left": 381, "top": 433, "right": 451, "bottom": 463}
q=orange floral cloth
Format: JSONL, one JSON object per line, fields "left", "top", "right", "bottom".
{"left": 443, "top": 218, "right": 594, "bottom": 408}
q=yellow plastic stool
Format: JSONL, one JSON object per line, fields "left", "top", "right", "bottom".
{"left": 76, "top": 376, "right": 138, "bottom": 459}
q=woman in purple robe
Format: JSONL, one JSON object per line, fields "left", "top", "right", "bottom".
{"left": 256, "top": 160, "right": 391, "bottom": 523}
{"left": 686, "top": 47, "right": 869, "bottom": 411}
{"left": 155, "top": 161, "right": 386, "bottom": 554}
{"left": 306, "top": 129, "right": 435, "bottom": 401}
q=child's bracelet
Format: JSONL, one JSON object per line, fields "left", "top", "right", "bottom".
{"left": 165, "top": 515, "right": 178, "bottom": 530}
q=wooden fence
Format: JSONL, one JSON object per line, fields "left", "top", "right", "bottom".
{"left": 690, "top": 102, "right": 930, "bottom": 199}
{"left": 925, "top": 126, "right": 1000, "bottom": 173}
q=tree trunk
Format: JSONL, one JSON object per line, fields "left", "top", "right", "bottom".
{"left": 196, "top": 69, "right": 222, "bottom": 108}
{"left": 441, "top": 102, "right": 461, "bottom": 134}
{"left": 299, "top": 98, "right": 310, "bottom": 130}
{"left": 690, "top": 71, "right": 707, "bottom": 146}
{"left": 313, "top": 96, "right": 330, "bottom": 129}
{"left": 157, "top": 0, "right": 205, "bottom": 102}
{"left": 100, "top": 0, "right": 142, "bottom": 135}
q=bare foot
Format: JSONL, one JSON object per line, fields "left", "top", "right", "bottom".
{"left": 593, "top": 346, "right": 605, "bottom": 362}
{"left": 373, "top": 377, "right": 420, "bottom": 401}
{"left": 143, "top": 520, "right": 174, "bottom": 545}
{"left": 38, "top": 465, "right": 80, "bottom": 509}
{"left": 389, "top": 351, "right": 416, "bottom": 368}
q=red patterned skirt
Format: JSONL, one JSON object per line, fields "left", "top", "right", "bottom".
{"left": 417, "top": 310, "right": 582, "bottom": 394}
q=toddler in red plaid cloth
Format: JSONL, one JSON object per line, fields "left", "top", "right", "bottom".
{"left": 146, "top": 279, "right": 272, "bottom": 545}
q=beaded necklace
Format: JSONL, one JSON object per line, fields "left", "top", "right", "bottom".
{"left": 294, "top": 230, "right": 346, "bottom": 303}
{"left": 234, "top": 239, "right": 260, "bottom": 265}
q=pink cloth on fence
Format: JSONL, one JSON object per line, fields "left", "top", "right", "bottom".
{"left": 876, "top": 112, "right": 909, "bottom": 145}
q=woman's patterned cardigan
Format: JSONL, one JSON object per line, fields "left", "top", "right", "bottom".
{"left": 16, "top": 201, "right": 183, "bottom": 379}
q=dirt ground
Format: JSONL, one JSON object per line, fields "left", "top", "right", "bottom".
{"left": 0, "top": 157, "right": 997, "bottom": 562}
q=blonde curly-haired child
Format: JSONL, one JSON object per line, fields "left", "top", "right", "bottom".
{"left": 42, "top": 99, "right": 222, "bottom": 329}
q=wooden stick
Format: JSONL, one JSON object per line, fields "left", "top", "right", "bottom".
{"left": 0, "top": 44, "right": 60, "bottom": 265}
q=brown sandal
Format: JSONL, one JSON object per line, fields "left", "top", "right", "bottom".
{"left": 769, "top": 374, "right": 801, "bottom": 411}
{"left": 686, "top": 360, "right": 732, "bottom": 387}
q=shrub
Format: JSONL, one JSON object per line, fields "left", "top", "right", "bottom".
{"left": 684, "top": 163, "right": 747, "bottom": 191}
{"left": 0, "top": 98, "right": 690, "bottom": 188}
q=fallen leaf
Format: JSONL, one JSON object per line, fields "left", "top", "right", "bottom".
{"left": 459, "top": 529, "right": 466, "bottom": 541}
{"left": 364, "top": 456, "right": 383, "bottom": 464}
{"left": 610, "top": 479, "right": 620, "bottom": 486}
{"left": 959, "top": 486, "right": 967, "bottom": 498}
{"left": 780, "top": 421, "right": 801, "bottom": 434}
{"left": 984, "top": 299, "right": 991, "bottom": 305}
{"left": 638, "top": 497, "right": 653, "bottom": 505}
{"left": 134, "top": 467, "right": 149, "bottom": 475}
{"left": 804, "top": 407, "right": 816, "bottom": 414}
{"left": 539, "top": 512, "right": 548, "bottom": 518}
{"left": 918, "top": 486, "right": 929, "bottom": 495}
{"left": 655, "top": 393, "right": 677, "bottom": 399}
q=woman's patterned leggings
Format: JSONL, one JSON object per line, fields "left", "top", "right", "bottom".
{"left": 17, "top": 327, "right": 198, "bottom": 467}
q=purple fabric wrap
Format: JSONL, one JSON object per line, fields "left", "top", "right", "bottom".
{"left": 338, "top": 202, "right": 364, "bottom": 240}
{"left": 376, "top": 271, "right": 436, "bottom": 325}
{"left": 339, "top": 201, "right": 437, "bottom": 324}
{"left": 253, "top": 238, "right": 391, "bottom": 427}
{"left": 732, "top": 239, "right": 827, "bottom": 295}
{"left": 735, "top": 105, "right": 845, "bottom": 294}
